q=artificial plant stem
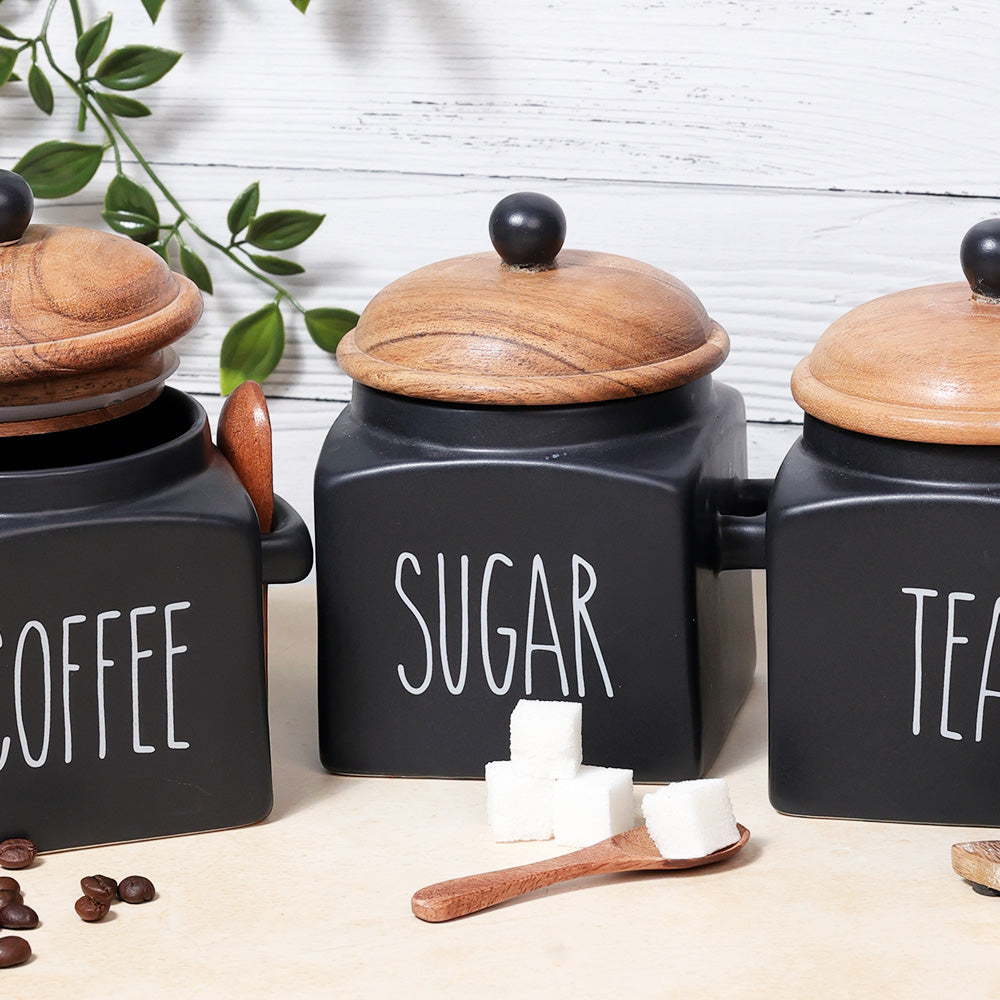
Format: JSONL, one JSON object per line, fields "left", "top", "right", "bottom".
{"left": 66, "top": 0, "right": 86, "bottom": 131}
{"left": 67, "top": 0, "right": 83, "bottom": 37}
{"left": 37, "top": 35, "right": 121, "bottom": 170}
{"left": 102, "top": 113, "right": 307, "bottom": 312}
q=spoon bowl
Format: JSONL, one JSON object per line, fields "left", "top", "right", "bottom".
{"left": 412, "top": 822, "right": 749, "bottom": 922}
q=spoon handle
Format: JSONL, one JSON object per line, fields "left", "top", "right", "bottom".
{"left": 411, "top": 841, "right": 639, "bottom": 923}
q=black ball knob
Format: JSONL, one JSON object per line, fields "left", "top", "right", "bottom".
{"left": 0, "top": 170, "right": 33, "bottom": 246}
{"left": 489, "top": 192, "right": 566, "bottom": 268}
{"left": 960, "top": 219, "right": 1000, "bottom": 301}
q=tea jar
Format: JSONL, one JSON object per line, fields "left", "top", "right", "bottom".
{"left": 0, "top": 173, "right": 313, "bottom": 850}
{"left": 765, "top": 220, "right": 1000, "bottom": 824}
{"left": 315, "top": 193, "right": 764, "bottom": 781}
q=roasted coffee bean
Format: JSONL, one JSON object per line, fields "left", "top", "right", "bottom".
{"left": 81, "top": 875, "right": 118, "bottom": 904}
{"left": 0, "top": 878, "right": 18, "bottom": 893}
{"left": 0, "top": 935, "right": 30, "bottom": 968}
{"left": 0, "top": 904, "right": 37, "bottom": 930}
{"left": 118, "top": 875, "right": 155, "bottom": 904}
{"left": 74, "top": 895, "right": 109, "bottom": 922}
{"left": 0, "top": 839, "right": 35, "bottom": 870}
{"left": 0, "top": 890, "right": 21, "bottom": 908}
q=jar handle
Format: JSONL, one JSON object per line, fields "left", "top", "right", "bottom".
{"left": 714, "top": 478, "right": 770, "bottom": 571}
{"left": 261, "top": 494, "right": 313, "bottom": 584}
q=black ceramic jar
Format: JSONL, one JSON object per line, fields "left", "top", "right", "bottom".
{"left": 0, "top": 176, "right": 312, "bottom": 850}
{"left": 315, "top": 194, "right": 763, "bottom": 781}
{"left": 763, "top": 220, "right": 1000, "bottom": 825}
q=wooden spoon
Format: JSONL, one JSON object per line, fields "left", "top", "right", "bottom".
{"left": 412, "top": 823, "right": 750, "bottom": 922}
{"left": 952, "top": 840, "right": 1000, "bottom": 895}
{"left": 217, "top": 381, "right": 274, "bottom": 663}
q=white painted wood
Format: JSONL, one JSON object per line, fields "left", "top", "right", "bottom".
{"left": 1, "top": 0, "right": 998, "bottom": 194}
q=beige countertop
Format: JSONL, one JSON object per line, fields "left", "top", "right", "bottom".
{"left": 10, "top": 580, "right": 999, "bottom": 998}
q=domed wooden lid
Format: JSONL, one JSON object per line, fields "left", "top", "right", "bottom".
{"left": 0, "top": 169, "right": 202, "bottom": 435}
{"left": 337, "top": 193, "right": 729, "bottom": 405}
{"left": 792, "top": 219, "right": 1000, "bottom": 444}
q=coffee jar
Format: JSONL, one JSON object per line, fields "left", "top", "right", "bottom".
{"left": 760, "top": 220, "right": 1000, "bottom": 825}
{"left": 315, "top": 193, "right": 765, "bottom": 781}
{"left": 0, "top": 173, "right": 313, "bottom": 850}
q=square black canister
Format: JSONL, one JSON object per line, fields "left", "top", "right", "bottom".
{"left": 766, "top": 220, "right": 1000, "bottom": 825}
{"left": 0, "top": 171, "right": 313, "bottom": 851}
{"left": 315, "top": 193, "right": 763, "bottom": 781}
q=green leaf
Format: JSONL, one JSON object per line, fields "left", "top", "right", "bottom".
{"left": 95, "top": 45, "right": 180, "bottom": 91}
{"left": 290, "top": 0, "right": 311, "bottom": 10}
{"left": 7, "top": 72, "right": 20, "bottom": 82}
{"left": 27, "top": 63, "right": 53, "bottom": 114}
{"left": 94, "top": 92, "right": 151, "bottom": 118}
{"left": 248, "top": 253, "right": 305, "bottom": 276}
{"left": 226, "top": 182, "right": 259, "bottom": 236}
{"left": 105, "top": 173, "right": 159, "bottom": 222}
{"left": 148, "top": 239, "right": 169, "bottom": 262}
{"left": 0, "top": 45, "right": 17, "bottom": 87}
{"left": 76, "top": 14, "right": 113, "bottom": 71}
{"left": 304, "top": 307, "right": 359, "bottom": 353}
{"left": 0, "top": 25, "right": 19, "bottom": 41}
{"left": 179, "top": 245, "right": 213, "bottom": 294}
{"left": 140, "top": 0, "right": 166, "bottom": 23}
{"left": 246, "top": 210, "right": 324, "bottom": 251}
{"left": 102, "top": 209, "right": 159, "bottom": 244}
{"left": 220, "top": 304, "right": 285, "bottom": 394}
{"left": 14, "top": 141, "right": 105, "bottom": 199}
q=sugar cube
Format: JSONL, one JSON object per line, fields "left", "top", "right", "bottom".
{"left": 552, "top": 765, "right": 635, "bottom": 846}
{"left": 641, "top": 778, "right": 739, "bottom": 860}
{"left": 509, "top": 699, "right": 582, "bottom": 779}
{"left": 485, "top": 760, "right": 555, "bottom": 842}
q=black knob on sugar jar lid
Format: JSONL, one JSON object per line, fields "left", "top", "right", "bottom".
{"left": 0, "top": 169, "right": 34, "bottom": 246}
{"left": 489, "top": 192, "right": 566, "bottom": 268}
{"left": 960, "top": 219, "right": 1000, "bottom": 302}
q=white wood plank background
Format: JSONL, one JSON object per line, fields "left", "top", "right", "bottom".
{"left": 2, "top": 0, "right": 999, "bottom": 524}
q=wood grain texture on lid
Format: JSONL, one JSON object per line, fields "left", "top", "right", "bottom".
{"left": 337, "top": 249, "right": 729, "bottom": 405}
{"left": 792, "top": 283, "right": 1000, "bottom": 444}
{"left": 0, "top": 224, "right": 202, "bottom": 382}
{"left": 793, "top": 220, "right": 1000, "bottom": 444}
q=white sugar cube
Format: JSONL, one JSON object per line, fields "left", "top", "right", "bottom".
{"left": 552, "top": 765, "right": 635, "bottom": 846}
{"left": 509, "top": 699, "right": 582, "bottom": 780}
{"left": 641, "top": 778, "right": 740, "bottom": 860}
{"left": 485, "top": 760, "right": 555, "bottom": 842}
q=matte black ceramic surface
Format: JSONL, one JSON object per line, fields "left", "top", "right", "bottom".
{"left": 0, "top": 389, "right": 312, "bottom": 850}
{"left": 767, "top": 416, "right": 1000, "bottom": 825}
{"left": 315, "top": 378, "right": 757, "bottom": 781}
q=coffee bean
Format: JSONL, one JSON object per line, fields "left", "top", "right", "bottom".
{"left": 74, "top": 895, "right": 109, "bottom": 922}
{"left": 0, "top": 890, "right": 21, "bottom": 909}
{"left": 0, "top": 839, "right": 35, "bottom": 870}
{"left": 0, "top": 935, "right": 30, "bottom": 968}
{"left": 81, "top": 875, "right": 118, "bottom": 904}
{"left": 0, "top": 878, "right": 18, "bottom": 893}
{"left": 0, "top": 904, "right": 37, "bottom": 930}
{"left": 118, "top": 875, "right": 155, "bottom": 904}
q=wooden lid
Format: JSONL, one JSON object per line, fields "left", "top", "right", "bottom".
{"left": 0, "top": 170, "right": 202, "bottom": 435}
{"left": 337, "top": 192, "right": 728, "bottom": 405}
{"left": 792, "top": 220, "right": 1000, "bottom": 444}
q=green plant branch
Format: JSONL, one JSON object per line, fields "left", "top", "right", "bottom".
{"left": 30, "top": 4, "right": 308, "bottom": 312}
{"left": 2, "top": 0, "right": 357, "bottom": 392}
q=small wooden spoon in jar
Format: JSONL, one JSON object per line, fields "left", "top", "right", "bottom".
{"left": 412, "top": 823, "right": 749, "bottom": 922}
{"left": 217, "top": 380, "right": 273, "bottom": 665}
